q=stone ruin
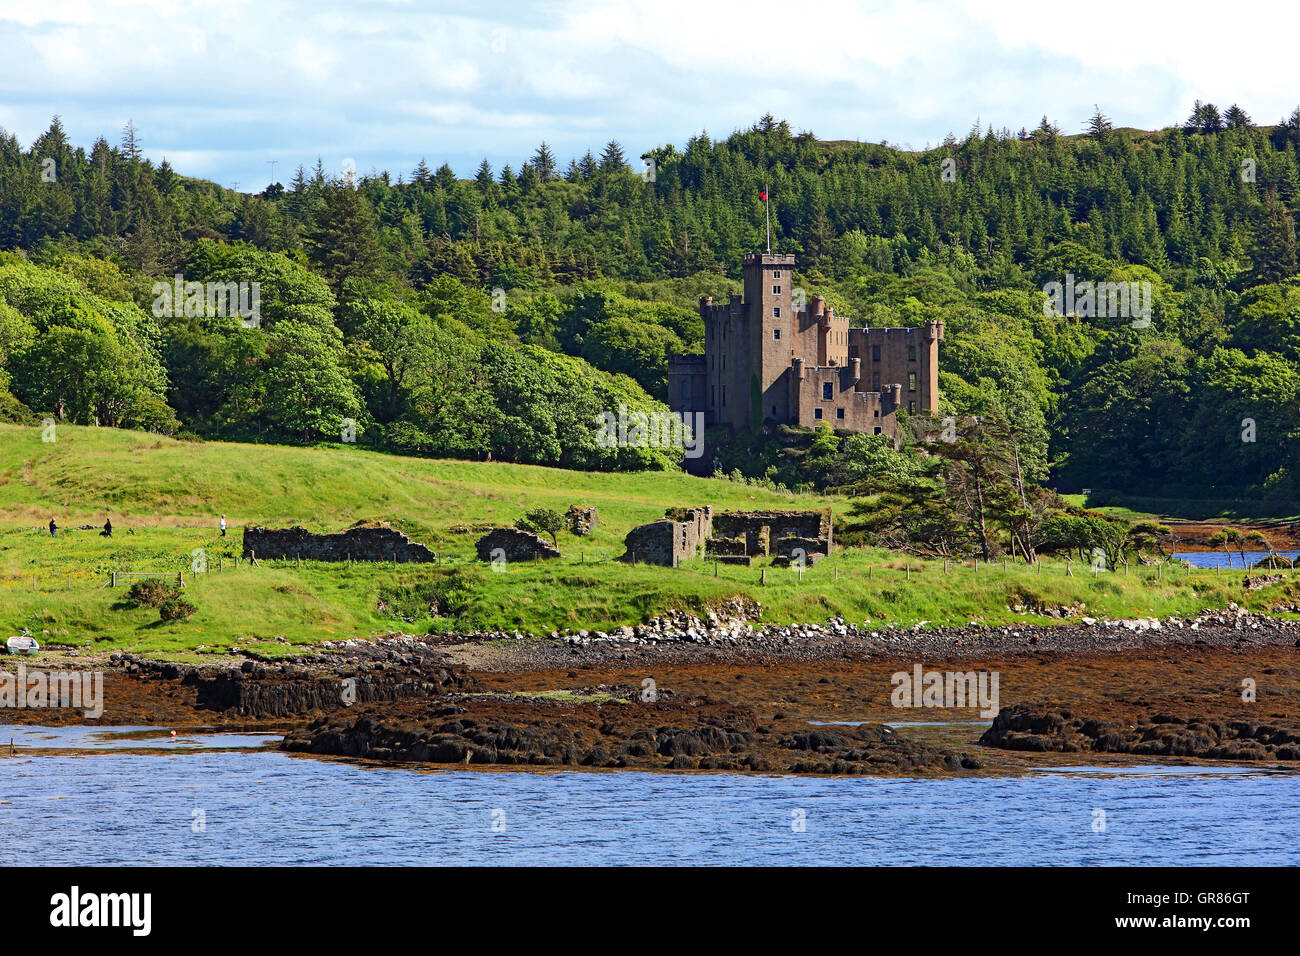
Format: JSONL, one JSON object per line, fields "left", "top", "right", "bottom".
{"left": 620, "top": 507, "right": 713, "bottom": 567}
{"left": 712, "top": 510, "right": 832, "bottom": 567}
{"left": 619, "top": 506, "right": 832, "bottom": 567}
{"left": 566, "top": 505, "right": 599, "bottom": 536}
{"left": 242, "top": 524, "right": 438, "bottom": 563}
{"left": 475, "top": 528, "right": 561, "bottom": 563}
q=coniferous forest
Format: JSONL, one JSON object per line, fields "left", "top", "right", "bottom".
{"left": 2, "top": 106, "right": 1299, "bottom": 502}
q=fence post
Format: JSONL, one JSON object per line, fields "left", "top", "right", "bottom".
{"left": 906, "top": 562, "right": 911, "bottom": 581}
{"left": 111, "top": 572, "right": 116, "bottom": 588}
{"left": 760, "top": 568, "right": 767, "bottom": 586}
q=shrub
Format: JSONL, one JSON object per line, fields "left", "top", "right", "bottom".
{"left": 122, "top": 578, "right": 195, "bottom": 622}
{"left": 124, "top": 578, "right": 174, "bottom": 608}
{"left": 158, "top": 596, "right": 197, "bottom": 622}
{"left": 515, "top": 506, "right": 564, "bottom": 546}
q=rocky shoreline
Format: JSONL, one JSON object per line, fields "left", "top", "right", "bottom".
{"left": 4, "top": 607, "right": 1300, "bottom": 777}
{"left": 281, "top": 692, "right": 984, "bottom": 775}
{"left": 981, "top": 704, "right": 1300, "bottom": 761}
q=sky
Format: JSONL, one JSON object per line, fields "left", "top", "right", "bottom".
{"left": 1, "top": 0, "right": 1297, "bottom": 191}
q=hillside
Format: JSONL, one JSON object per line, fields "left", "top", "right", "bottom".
{"left": 2, "top": 106, "right": 1300, "bottom": 508}
{"left": 0, "top": 425, "right": 1282, "bottom": 658}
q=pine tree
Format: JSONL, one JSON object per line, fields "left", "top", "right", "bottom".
{"left": 531, "top": 142, "right": 556, "bottom": 183}
{"left": 599, "top": 140, "right": 627, "bottom": 173}
{"left": 1224, "top": 104, "right": 1252, "bottom": 128}
{"left": 121, "top": 121, "right": 142, "bottom": 161}
{"left": 305, "top": 180, "right": 384, "bottom": 290}
{"left": 1250, "top": 188, "right": 1299, "bottom": 283}
{"left": 1086, "top": 106, "right": 1112, "bottom": 142}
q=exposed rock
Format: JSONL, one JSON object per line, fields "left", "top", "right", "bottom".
{"left": 565, "top": 505, "right": 599, "bottom": 536}
{"left": 980, "top": 704, "right": 1300, "bottom": 760}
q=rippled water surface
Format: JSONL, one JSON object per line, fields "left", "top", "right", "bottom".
{"left": 1, "top": 726, "right": 1297, "bottom": 866}
{"left": 1173, "top": 549, "right": 1300, "bottom": 569}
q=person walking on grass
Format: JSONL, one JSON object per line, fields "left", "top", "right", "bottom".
{"left": 101, "top": 515, "right": 112, "bottom": 538}
{"left": 48, "top": 516, "right": 57, "bottom": 538}
{"left": 220, "top": 514, "right": 227, "bottom": 537}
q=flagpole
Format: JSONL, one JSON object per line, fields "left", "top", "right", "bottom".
{"left": 765, "top": 182, "right": 771, "bottom": 253}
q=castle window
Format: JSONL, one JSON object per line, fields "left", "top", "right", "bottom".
{"left": 722, "top": 385, "right": 726, "bottom": 406}
{"left": 773, "top": 307, "right": 781, "bottom": 318}
{"left": 836, "top": 408, "right": 845, "bottom": 420}
{"left": 773, "top": 270, "right": 782, "bottom": 279}
{"left": 772, "top": 285, "right": 781, "bottom": 294}
{"left": 872, "top": 345, "right": 881, "bottom": 361}
{"left": 872, "top": 373, "right": 880, "bottom": 389}
{"left": 908, "top": 345, "right": 917, "bottom": 361}
{"left": 908, "top": 372, "right": 917, "bottom": 391}
{"left": 874, "top": 409, "right": 880, "bottom": 418}
{"left": 822, "top": 382, "right": 833, "bottom": 400}
{"left": 814, "top": 408, "right": 823, "bottom": 420}
{"left": 909, "top": 401, "right": 915, "bottom": 414}
{"left": 874, "top": 426, "right": 882, "bottom": 435}
{"left": 773, "top": 329, "right": 781, "bottom": 340}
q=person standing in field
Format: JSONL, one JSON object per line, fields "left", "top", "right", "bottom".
{"left": 220, "top": 514, "right": 227, "bottom": 537}
{"left": 49, "top": 517, "right": 57, "bottom": 537}
{"left": 102, "top": 515, "right": 113, "bottom": 538}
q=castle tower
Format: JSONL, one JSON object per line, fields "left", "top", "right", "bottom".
{"left": 744, "top": 252, "right": 795, "bottom": 427}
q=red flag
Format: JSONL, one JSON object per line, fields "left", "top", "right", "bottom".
{"left": 759, "top": 189, "right": 768, "bottom": 201}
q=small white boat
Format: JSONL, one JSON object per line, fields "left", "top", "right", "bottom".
{"left": 5, "top": 633, "right": 39, "bottom": 654}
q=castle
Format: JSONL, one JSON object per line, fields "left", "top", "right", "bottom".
{"left": 667, "top": 253, "right": 943, "bottom": 442}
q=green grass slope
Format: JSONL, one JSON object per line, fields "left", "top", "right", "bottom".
{"left": 0, "top": 424, "right": 1287, "bottom": 659}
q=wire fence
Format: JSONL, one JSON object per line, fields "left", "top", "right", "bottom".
{"left": 0, "top": 549, "right": 1294, "bottom": 594}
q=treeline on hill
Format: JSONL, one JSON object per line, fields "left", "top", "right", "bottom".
{"left": 1, "top": 107, "right": 1299, "bottom": 497}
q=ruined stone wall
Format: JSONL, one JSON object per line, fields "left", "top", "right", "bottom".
{"left": 243, "top": 525, "right": 437, "bottom": 563}
{"left": 566, "top": 506, "right": 599, "bottom": 537}
{"left": 711, "top": 510, "right": 833, "bottom": 557}
{"left": 621, "top": 506, "right": 712, "bottom": 567}
{"left": 475, "top": 528, "right": 561, "bottom": 562}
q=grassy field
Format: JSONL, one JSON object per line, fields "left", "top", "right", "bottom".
{"left": 1059, "top": 493, "right": 1300, "bottom": 523}
{"left": 0, "top": 423, "right": 1291, "bottom": 659}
